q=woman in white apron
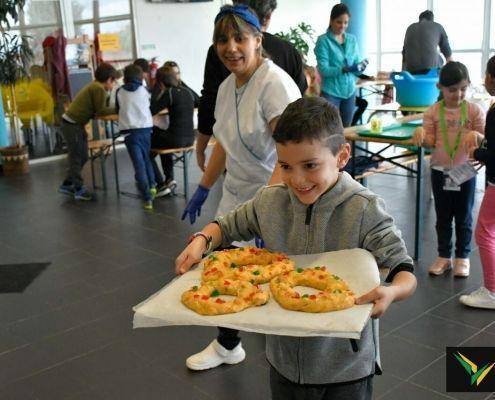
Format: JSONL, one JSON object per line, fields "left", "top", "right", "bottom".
{"left": 181, "top": 5, "right": 300, "bottom": 371}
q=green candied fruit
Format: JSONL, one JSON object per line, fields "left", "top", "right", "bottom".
{"left": 230, "top": 262, "right": 238, "bottom": 269}
{"left": 314, "top": 266, "right": 321, "bottom": 270}
{"left": 192, "top": 286, "right": 198, "bottom": 291}
{"left": 239, "top": 247, "right": 245, "bottom": 251}
{"left": 333, "top": 289, "right": 342, "bottom": 294}
{"left": 296, "top": 268, "right": 303, "bottom": 273}
{"left": 332, "top": 275, "right": 340, "bottom": 280}
{"left": 208, "top": 254, "right": 218, "bottom": 261}
{"left": 250, "top": 279, "right": 255, "bottom": 284}
{"left": 210, "top": 289, "right": 220, "bottom": 297}
{"left": 252, "top": 270, "right": 260, "bottom": 276}
{"left": 302, "top": 294, "right": 309, "bottom": 299}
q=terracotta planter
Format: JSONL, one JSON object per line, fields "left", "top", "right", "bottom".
{"left": 0, "top": 145, "right": 29, "bottom": 176}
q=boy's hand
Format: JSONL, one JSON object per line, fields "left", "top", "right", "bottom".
{"left": 175, "top": 238, "right": 206, "bottom": 275}
{"left": 355, "top": 286, "right": 397, "bottom": 318}
{"left": 412, "top": 127, "right": 425, "bottom": 146}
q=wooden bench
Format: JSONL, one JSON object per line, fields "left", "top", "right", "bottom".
{"left": 88, "top": 139, "right": 114, "bottom": 191}
{"left": 151, "top": 144, "right": 196, "bottom": 199}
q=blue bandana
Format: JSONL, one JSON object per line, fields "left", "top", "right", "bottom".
{"left": 214, "top": 4, "right": 261, "bottom": 32}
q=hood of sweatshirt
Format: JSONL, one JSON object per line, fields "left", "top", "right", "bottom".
{"left": 122, "top": 79, "right": 142, "bottom": 92}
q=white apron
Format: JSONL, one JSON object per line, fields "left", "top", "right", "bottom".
{"left": 213, "top": 59, "right": 301, "bottom": 218}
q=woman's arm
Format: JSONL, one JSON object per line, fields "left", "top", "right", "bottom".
{"left": 314, "top": 37, "right": 342, "bottom": 78}
{"left": 199, "top": 141, "right": 227, "bottom": 188}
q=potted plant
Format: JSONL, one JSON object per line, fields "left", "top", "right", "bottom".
{"left": 275, "top": 22, "right": 315, "bottom": 63}
{"left": 0, "top": 0, "right": 33, "bottom": 175}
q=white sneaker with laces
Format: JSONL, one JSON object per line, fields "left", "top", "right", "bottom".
{"left": 186, "top": 339, "right": 245, "bottom": 371}
{"left": 459, "top": 287, "right": 495, "bottom": 310}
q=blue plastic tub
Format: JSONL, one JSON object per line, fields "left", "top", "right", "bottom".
{"left": 391, "top": 69, "right": 439, "bottom": 107}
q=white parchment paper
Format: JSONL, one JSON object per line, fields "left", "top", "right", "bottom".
{"left": 133, "top": 249, "right": 380, "bottom": 339}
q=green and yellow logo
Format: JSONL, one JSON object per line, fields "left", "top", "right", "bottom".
{"left": 453, "top": 352, "right": 495, "bottom": 387}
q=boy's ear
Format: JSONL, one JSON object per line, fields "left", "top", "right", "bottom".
{"left": 337, "top": 143, "right": 351, "bottom": 169}
{"left": 436, "top": 82, "right": 441, "bottom": 90}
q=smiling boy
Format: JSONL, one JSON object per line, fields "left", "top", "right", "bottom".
{"left": 175, "top": 97, "right": 416, "bottom": 399}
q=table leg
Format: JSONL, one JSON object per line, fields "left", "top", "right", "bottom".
{"left": 184, "top": 150, "right": 189, "bottom": 201}
{"left": 414, "top": 146, "right": 424, "bottom": 260}
{"left": 351, "top": 141, "right": 356, "bottom": 178}
{"left": 110, "top": 122, "right": 120, "bottom": 195}
{"left": 99, "top": 147, "right": 107, "bottom": 191}
{"left": 90, "top": 149, "right": 96, "bottom": 190}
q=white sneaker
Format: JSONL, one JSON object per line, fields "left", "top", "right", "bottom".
{"left": 459, "top": 287, "right": 495, "bottom": 310}
{"left": 186, "top": 339, "right": 245, "bottom": 371}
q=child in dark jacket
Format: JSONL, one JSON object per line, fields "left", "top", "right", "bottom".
{"left": 460, "top": 55, "right": 495, "bottom": 309}
{"left": 117, "top": 64, "right": 156, "bottom": 210}
{"left": 150, "top": 66, "right": 195, "bottom": 197}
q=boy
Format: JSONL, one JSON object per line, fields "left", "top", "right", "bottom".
{"left": 58, "top": 62, "right": 119, "bottom": 201}
{"left": 117, "top": 64, "right": 156, "bottom": 210}
{"left": 175, "top": 97, "right": 416, "bottom": 399}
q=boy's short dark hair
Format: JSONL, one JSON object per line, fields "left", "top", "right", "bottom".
{"left": 124, "top": 64, "right": 143, "bottom": 84}
{"left": 133, "top": 58, "right": 150, "bottom": 73}
{"left": 94, "top": 62, "right": 119, "bottom": 83}
{"left": 419, "top": 10, "right": 434, "bottom": 21}
{"left": 156, "top": 66, "right": 179, "bottom": 88}
{"left": 273, "top": 97, "right": 345, "bottom": 155}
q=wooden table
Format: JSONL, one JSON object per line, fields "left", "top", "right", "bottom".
{"left": 344, "top": 114, "right": 425, "bottom": 260}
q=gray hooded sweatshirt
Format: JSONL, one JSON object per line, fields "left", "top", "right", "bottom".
{"left": 216, "top": 172, "right": 413, "bottom": 385}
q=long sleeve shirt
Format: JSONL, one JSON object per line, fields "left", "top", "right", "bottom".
{"left": 474, "top": 104, "right": 495, "bottom": 184}
{"left": 65, "top": 81, "right": 114, "bottom": 125}
{"left": 423, "top": 101, "right": 485, "bottom": 168}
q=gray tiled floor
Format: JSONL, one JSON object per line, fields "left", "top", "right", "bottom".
{"left": 0, "top": 149, "right": 494, "bottom": 400}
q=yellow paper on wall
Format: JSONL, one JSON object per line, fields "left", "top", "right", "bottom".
{"left": 97, "top": 33, "right": 121, "bottom": 52}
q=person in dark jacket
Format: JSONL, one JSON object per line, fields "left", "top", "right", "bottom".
{"left": 150, "top": 66, "right": 195, "bottom": 197}
{"left": 163, "top": 60, "right": 200, "bottom": 107}
{"left": 195, "top": 0, "right": 307, "bottom": 171}
{"left": 460, "top": 55, "right": 495, "bottom": 309}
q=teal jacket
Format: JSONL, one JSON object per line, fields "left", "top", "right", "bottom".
{"left": 314, "top": 31, "right": 361, "bottom": 99}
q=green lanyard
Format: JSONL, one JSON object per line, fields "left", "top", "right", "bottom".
{"left": 438, "top": 100, "right": 467, "bottom": 162}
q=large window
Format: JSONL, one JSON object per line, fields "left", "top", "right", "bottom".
{"left": 72, "top": 0, "right": 135, "bottom": 65}
{"left": 8, "top": 0, "right": 62, "bottom": 65}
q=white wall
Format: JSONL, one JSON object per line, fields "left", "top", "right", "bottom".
{"left": 132, "top": 0, "right": 223, "bottom": 93}
{"left": 132, "top": 0, "right": 336, "bottom": 93}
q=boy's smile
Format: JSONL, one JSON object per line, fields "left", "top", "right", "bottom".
{"left": 276, "top": 139, "right": 350, "bottom": 205}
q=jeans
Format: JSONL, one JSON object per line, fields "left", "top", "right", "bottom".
{"left": 475, "top": 185, "right": 495, "bottom": 291}
{"left": 321, "top": 92, "right": 356, "bottom": 128}
{"left": 431, "top": 169, "right": 476, "bottom": 259}
{"left": 61, "top": 120, "right": 88, "bottom": 189}
{"left": 124, "top": 128, "right": 155, "bottom": 201}
{"left": 270, "top": 366, "right": 373, "bottom": 400}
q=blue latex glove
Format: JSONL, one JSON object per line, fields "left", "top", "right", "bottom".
{"left": 343, "top": 58, "right": 369, "bottom": 73}
{"left": 181, "top": 185, "right": 210, "bottom": 224}
{"left": 255, "top": 236, "right": 265, "bottom": 248}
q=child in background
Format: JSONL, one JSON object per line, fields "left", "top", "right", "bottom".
{"left": 162, "top": 60, "right": 200, "bottom": 107}
{"left": 150, "top": 66, "right": 195, "bottom": 197}
{"left": 117, "top": 64, "right": 156, "bottom": 210}
{"left": 176, "top": 97, "right": 416, "bottom": 399}
{"left": 133, "top": 58, "right": 152, "bottom": 90}
{"left": 58, "top": 62, "right": 119, "bottom": 201}
{"left": 414, "top": 61, "right": 485, "bottom": 277}
{"left": 460, "top": 55, "right": 495, "bottom": 309}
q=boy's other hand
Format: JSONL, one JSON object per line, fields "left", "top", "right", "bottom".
{"left": 355, "top": 286, "right": 397, "bottom": 318}
{"left": 175, "top": 238, "right": 206, "bottom": 275}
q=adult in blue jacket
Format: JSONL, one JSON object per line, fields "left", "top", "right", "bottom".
{"left": 314, "top": 4, "right": 368, "bottom": 127}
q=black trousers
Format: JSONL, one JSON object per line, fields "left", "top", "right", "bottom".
{"left": 431, "top": 169, "right": 476, "bottom": 258}
{"left": 150, "top": 127, "right": 194, "bottom": 184}
{"left": 217, "top": 327, "right": 241, "bottom": 350}
{"left": 270, "top": 367, "right": 373, "bottom": 400}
